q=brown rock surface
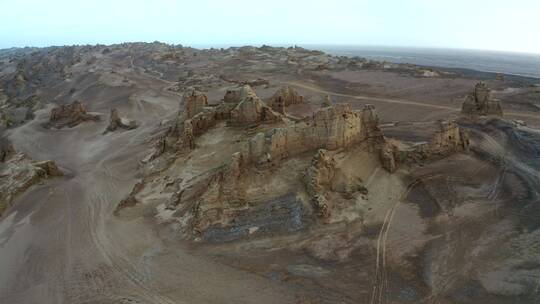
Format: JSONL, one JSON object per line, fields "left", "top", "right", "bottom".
{"left": 305, "top": 149, "right": 336, "bottom": 197}
{"left": 461, "top": 82, "right": 503, "bottom": 116}
{"left": 245, "top": 104, "right": 383, "bottom": 163}
{"left": 184, "top": 89, "right": 209, "bottom": 118}
{"left": 230, "top": 93, "right": 282, "bottom": 125}
{"left": 0, "top": 153, "right": 63, "bottom": 216}
{"left": 104, "top": 108, "right": 138, "bottom": 134}
{"left": 268, "top": 86, "right": 305, "bottom": 114}
{"left": 46, "top": 100, "right": 100, "bottom": 128}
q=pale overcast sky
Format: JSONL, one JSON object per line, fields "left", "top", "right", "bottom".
{"left": 1, "top": 0, "right": 539, "bottom": 53}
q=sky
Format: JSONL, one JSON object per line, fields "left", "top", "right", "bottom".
{"left": 1, "top": 0, "right": 539, "bottom": 54}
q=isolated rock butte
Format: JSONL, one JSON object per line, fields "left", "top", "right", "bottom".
{"left": 47, "top": 100, "right": 100, "bottom": 128}
{"left": 268, "top": 86, "right": 305, "bottom": 114}
{"left": 461, "top": 82, "right": 503, "bottom": 116}
{"left": 104, "top": 108, "right": 138, "bottom": 134}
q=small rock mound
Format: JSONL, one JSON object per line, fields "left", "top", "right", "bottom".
{"left": 46, "top": 101, "right": 100, "bottom": 128}
{"left": 103, "top": 108, "right": 138, "bottom": 134}
{"left": 461, "top": 82, "right": 503, "bottom": 116}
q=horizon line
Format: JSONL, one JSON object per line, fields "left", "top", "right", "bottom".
{"left": 2, "top": 41, "right": 540, "bottom": 57}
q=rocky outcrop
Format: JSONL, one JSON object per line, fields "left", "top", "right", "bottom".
{"left": 184, "top": 89, "right": 208, "bottom": 118}
{"left": 322, "top": 95, "right": 333, "bottom": 107}
{"left": 230, "top": 93, "right": 282, "bottom": 125}
{"left": 46, "top": 101, "right": 99, "bottom": 128}
{"left": 223, "top": 85, "right": 257, "bottom": 103}
{"left": 305, "top": 150, "right": 336, "bottom": 218}
{"left": 268, "top": 86, "right": 304, "bottom": 114}
{"left": 305, "top": 149, "right": 336, "bottom": 197}
{"left": 379, "top": 120, "right": 470, "bottom": 172}
{"left": 426, "top": 120, "right": 470, "bottom": 154}
{"left": 244, "top": 104, "right": 383, "bottom": 163}
{"left": 462, "top": 82, "right": 503, "bottom": 116}
{"left": 0, "top": 153, "right": 63, "bottom": 216}
{"left": 0, "top": 139, "right": 15, "bottom": 163}
{"left": 103, "top": 108, "right": 137, "bottom": 134}
{"left": 32, "top": 160, "right": 63, "bottom": 177}
{"left": 155, "top": 85, "right": 283, "bottom": 156}
{"left": 380, "top": 143, "right": 398, "bottom": 173}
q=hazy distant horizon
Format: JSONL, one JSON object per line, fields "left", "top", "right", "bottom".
{"left": 1, "top": 0, "right": 539, "bottom": 54}
{"left": 3, "top": 42, "right": 540, "bottom": 58}
{"left": 4, "top": 42, "right": 539, "bottom": 79}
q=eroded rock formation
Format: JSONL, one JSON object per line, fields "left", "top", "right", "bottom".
{"left": 230, "top": 93, "right": 282, "bottom": 125}
{"left": 380, "top": 120, "right": 470, "bottom": 172}
{"left": 184, "top": 89, "right": 208, "bottom": 118}
{"left": 462, "top": 82, "right": 503, "bottom": 116}
{"left": 426, "top": 120, "right": 470, "bottom": 155}
{"left": 305, "top": 149, "right": 336, "bottom": 218}
{"left": 223, "top": 85, "right": 256, "bottom": 103}
{"left": 268, "top": 86, "right": 304, "bottom": 114}
{"left": 244, "top": 104, "right": 383, "bottom": 163}
{"left": 0, "top": 139, "right": 15, "bottom": 162}
{"left": 0, "top": 153, "right": 63, "bottom": 216}
{"left": 46, "top": 101, "right": 100, "bottom": 128}
{"left": 305, "top": 149, "right": 336, "bottom": 197}
{"left": 104, "top": 108, "right": 138, "bottom": 134}
{"left": 154, "top": 85, "right": 282, "bottom": 156}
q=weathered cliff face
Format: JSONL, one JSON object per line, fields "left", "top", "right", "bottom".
{"left": 46, "top": 101, "right": 100, "bottom": 128}
{"left": 462, "top": 82, "right": 503, "bottom": 116}
{"left": 244, "top": 103, "right": 383, "bottom": 163}
{"left": 104, "top": 108, "right": 137, "bottom": 134}
{"left": 268, "top": 86, "right": 305, "bottom": 114}
{"left": 184, "top": 89, "right": 208, "bottom": 118}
